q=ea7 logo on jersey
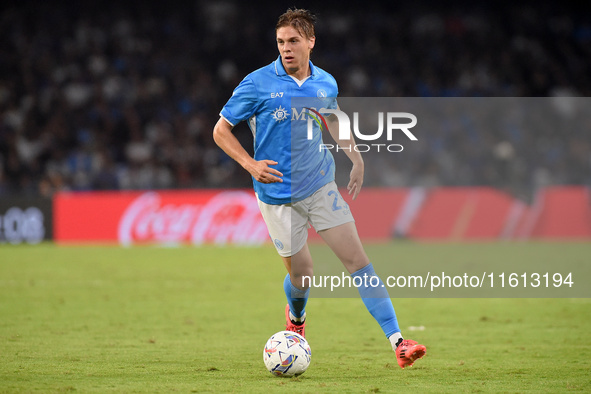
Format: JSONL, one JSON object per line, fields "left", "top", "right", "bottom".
{"left": 271, "top": 92, "right": 284, "bottom": 98}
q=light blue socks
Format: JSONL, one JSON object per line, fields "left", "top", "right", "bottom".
{"left": 284, "top": 273, "right": 309, "bottom": 319}
{"left": 351, "top": 263, "right": 400, "bottom": 338}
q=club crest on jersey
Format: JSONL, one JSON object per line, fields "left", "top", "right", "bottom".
{"left": 272, "top": 105, "right": 289, "bottom": 122}
{"left": 317, "top": 89, "right": 327, "bottom": 98}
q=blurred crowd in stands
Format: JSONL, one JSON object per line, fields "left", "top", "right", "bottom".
{"left": 0, "top": 1, "right": 590, "bottom": 201}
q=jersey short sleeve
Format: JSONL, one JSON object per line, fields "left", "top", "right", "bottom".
{"left": 220, "top": 77, "right": 259, "bottom": 126}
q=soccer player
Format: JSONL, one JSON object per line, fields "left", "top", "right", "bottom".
{"left": 213, "top": 8, "right": 426, "bottom": 368}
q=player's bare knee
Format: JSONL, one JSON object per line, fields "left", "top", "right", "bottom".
{"left": 340, "top": 248, "right": 370, "bottom": 273}
{"left": 291, "top": 272, "right": 312, "bottom": 290}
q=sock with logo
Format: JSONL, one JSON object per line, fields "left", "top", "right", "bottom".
{"left": 351, "top": 263, "right": 401, "bottom": 339}
{"left": 283, "top": 273, "right": 309, "bottom": 322}
{"left": 389, "top": 332, "right": 404, "bottom": 350}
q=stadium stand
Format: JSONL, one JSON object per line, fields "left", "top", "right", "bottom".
{"left": 0, "top": 1, "right": 589, "bottom": 201}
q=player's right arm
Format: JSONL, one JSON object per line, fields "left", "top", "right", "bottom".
{"left": 213, "top": 117, "right": 283, "bottom": 184}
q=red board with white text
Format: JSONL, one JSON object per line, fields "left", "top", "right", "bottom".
{"left": 53, "top": 186, "right": 591, "bottom": 245}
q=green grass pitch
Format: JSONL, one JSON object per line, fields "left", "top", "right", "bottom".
{"left": 1, "top": 242, "right": 590, "bottom": 393}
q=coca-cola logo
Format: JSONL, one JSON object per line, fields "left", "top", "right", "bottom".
{"left": 118, "top": 191, "right": 269, "bottom": 246}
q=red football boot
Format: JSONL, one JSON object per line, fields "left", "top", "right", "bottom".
{"left": 395, "top": 339, "right": 426, "bottom": 368}
{"left": 285, "top": 304, "right": 306, "bottom": 338}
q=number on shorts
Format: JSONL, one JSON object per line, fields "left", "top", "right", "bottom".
{"left": 328, "top": 190, "right": 343, "bottom": 211}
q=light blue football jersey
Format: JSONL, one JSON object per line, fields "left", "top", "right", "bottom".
{"left": 220, "top": 56, "right": 338, "bottom": 204}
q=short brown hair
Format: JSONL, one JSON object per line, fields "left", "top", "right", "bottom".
{"left": 276, "top": 8, "right": 316, "bottom": 39}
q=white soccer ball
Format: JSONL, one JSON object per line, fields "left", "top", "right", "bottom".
{"left": 263, "top": 330, "right": 311, "bottom": 377}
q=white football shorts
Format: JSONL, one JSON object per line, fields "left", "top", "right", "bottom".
{"left": 256, "top": 181, "right": 355, "bottom": 257}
